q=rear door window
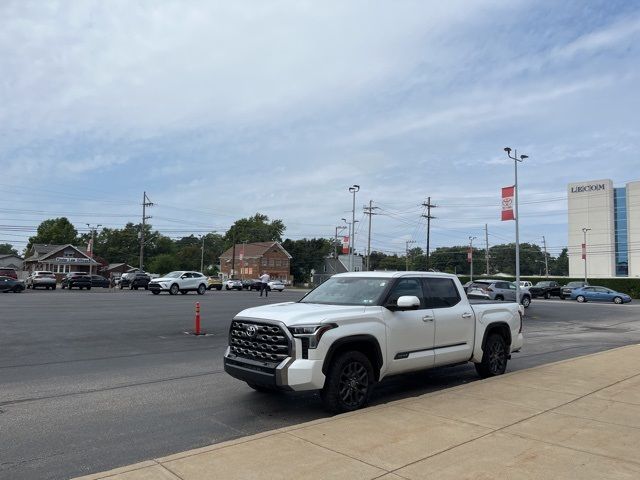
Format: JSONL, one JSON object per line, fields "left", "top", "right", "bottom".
{"left": 423, "top": 278, "right": 461, "bottom": 308}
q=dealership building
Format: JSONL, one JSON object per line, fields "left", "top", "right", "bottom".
{"left": 568, "top": 179, "right": 640, "bottom": 278}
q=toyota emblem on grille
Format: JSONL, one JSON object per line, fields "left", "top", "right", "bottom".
{"left": 246, "top": 325, "right": 257, "bottom": 337}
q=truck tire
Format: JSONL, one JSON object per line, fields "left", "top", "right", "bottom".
{"left": 475, "top": 333, "right": 508, "bottom": 378}
{"left": 321, "top": 350, "right": 374, "bottom": 413}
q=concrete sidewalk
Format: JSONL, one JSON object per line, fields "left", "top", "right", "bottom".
{"left": 76, "top": 345, "right": 640, "bottom": 480}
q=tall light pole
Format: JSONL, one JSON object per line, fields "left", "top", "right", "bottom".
{"left": 582, "top": 228, "right": 591, "bottom": 283}
{"left": 348, "top": 185, "right": 360, "bottom": 271}
{"left": 469, "top": 236, "right": 477, "bottom": 281}
{"left": 86, "top": 223, "right": 101, "bottom": 276}
{"left": 504, "top": 147, "right": 528, "bottom": 306}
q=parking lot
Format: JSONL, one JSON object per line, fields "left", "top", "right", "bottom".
{"left": 2, "top": 289, "right": 640, "bottom": 480}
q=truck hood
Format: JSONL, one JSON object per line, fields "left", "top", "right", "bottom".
{"left": 235, "top": 302, "right": 368, "bottom": 326}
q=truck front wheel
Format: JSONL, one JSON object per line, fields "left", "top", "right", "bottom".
{"left": 475, "top": 333, "right": 508, "bottom": 378}
{"left": 321, "top": 351, "right": 374, "bottom": 413}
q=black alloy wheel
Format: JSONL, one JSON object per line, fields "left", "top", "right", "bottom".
{"left": 475, "top": 333, "right": 508, "bottom": 378}
{"left": 322, "top": 351, "right": 374, "bottom": 413}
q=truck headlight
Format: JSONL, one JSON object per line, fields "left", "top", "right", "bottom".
{"left": 288, "top": 324, "right": 337, "bottom": 349}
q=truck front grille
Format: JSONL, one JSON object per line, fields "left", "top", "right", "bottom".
{"left": 229, "top": 320, "right": 291, "bottom": 363}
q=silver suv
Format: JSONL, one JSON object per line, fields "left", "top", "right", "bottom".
{"left": 26, "top": 271, "right": 57, "bottom": 290}
{"left": 467, "top": 279, "right": 531, "bottom": 308}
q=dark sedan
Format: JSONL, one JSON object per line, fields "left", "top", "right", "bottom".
{"left": 0, "top": 276, "right": 25, "bottom": 292}
{"left": 529, "top": 281, "right": 564, "bottom": 299}
{"left": 561, "top": 281, "right": 589, "bottom": 298}
{"left": 60, "top": 272, "right": 92, "bottom": 290}
{"left": 91, "top": 275, "right": 111, "bottom": 288}
{"left": 119, "top": 272, "right": 151, "bottom": 290}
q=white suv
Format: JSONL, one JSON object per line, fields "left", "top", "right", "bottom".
{"left": 148, "top": 271, "right": 208, "bottom": 295}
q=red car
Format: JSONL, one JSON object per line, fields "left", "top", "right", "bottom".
{"left": 0, "top": 268, "right": 18, "bottom": 280}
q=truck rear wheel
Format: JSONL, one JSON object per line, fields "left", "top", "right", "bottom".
{"left": 321, "top": 350, "right": 374, "bottom": 413}
{"left": 475, "top": 333, "right": 508, "bottom": 378}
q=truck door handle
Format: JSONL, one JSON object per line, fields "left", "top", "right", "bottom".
{"left": 422, "top": 315, "right": 434, "bottom": 322}
{"left": 461, "top": 312, "right": 473, "bottom": 319}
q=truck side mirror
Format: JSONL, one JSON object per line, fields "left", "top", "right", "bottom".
{"left": 393, "top": 295, "right": 421, "bottom": 311}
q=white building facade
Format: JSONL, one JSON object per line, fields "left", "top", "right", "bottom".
{"left": 568, "top": 179, "right": 639, "bottom": 278}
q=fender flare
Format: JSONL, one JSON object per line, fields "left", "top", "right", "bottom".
{"left": 322, "top": 334, "right": 384, "bottom": 380}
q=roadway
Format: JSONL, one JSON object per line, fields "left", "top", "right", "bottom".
{"left": 1, "top": 289, "right": 639, "bottom": 480}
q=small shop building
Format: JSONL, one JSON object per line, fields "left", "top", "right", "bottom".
{"left": 219, "top": 241, "right": 292, "bottom": 282}
{"left": 23, "top": 244, "right": 99, "bottom": 279}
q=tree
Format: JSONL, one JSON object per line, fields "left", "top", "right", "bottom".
{"left": 224, "top": 213, "right": 285, "bottom": 249}
{"left": 0, "top": 243, "right": 18, "bottom": 255}
{"left": 550, "top": 248, "right": 569, "bottom": 276}
{"left": 27, "top": 218, "right": 78, "bottom": 251}
{"left": 282, "top": 238, "right": 331, "bottom": 283}
{"left": 147, "top": 254, "right": 179, "bottom": 275}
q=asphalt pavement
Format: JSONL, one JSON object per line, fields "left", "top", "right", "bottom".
{"left": 1, "top": 289, "right": 640, "bottom": 480}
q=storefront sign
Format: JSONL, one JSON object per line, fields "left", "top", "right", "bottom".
{"left": 55, "top": 257, "right": 91, "bottom": 264}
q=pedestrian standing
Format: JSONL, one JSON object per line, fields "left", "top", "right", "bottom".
{"left": 259, "top": 271, "right": 270, "bottom": 297}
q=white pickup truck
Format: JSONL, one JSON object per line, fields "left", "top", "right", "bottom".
{"left": 224, "top": 272, "right": 524, "bottom": 412}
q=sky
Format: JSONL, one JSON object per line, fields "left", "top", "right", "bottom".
{"left": 1, "top": 0, "right": 639, "bottom": 259}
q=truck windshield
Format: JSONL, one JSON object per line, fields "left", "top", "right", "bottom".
{"left": 300, "top": 277, "right": 389, "bottom": 306}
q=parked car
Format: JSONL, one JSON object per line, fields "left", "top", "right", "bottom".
{"left": 571, "top": 286, "right": 632, "bottom": 304}
{"left": 561, "top": 281, "right": 589, "bottom": 298}
{"left": 120, "top": 272, "right": 151, "bottom": 290}
{"left": 91, "top": 275, "right": 111, "bottom": 288}
{"left": 519, "top": 281, "right": 533, "bottom": 289}
{"left": 465, "top": 279, "right": 531, "bottom": 308}
{"left": 60, "top": 272, "right": 92, "bottom": 290}
{"left": 0, "top": 267, "right": 18, "bottom": 280}
{"left": 0, "top": 275, "right": 25, "bottom": 292}
{"left": 148, "top": 271, "right": 208, "bottom": 295}
{"left": 207, "top": 276, "right": 223, "bottom": 291}
{"left": 224, "top": 272, "right": 524, "bottom": 412}
{"left": 26, "top": 271, "right": 57, "bottom": 290}
{"left": 267, "top": 280, "right": 285, "bottom": 292}
{"left": 529, "top": 281, "right": 564, "bottom": 299}
{"left": 225, "top": 279, "right": 243, "bottom": 291}
{"left": 242, "top": 279, "right": 262, "bottom": 291}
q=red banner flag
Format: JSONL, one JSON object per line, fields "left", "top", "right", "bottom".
{"left": 342, "top": 236, "right": 350, "bottom": 254}
{"left": 581, "top": 243, "right": 586, "bottom": 260}
{"left": 501, "top": 186, "right": 515, "bottom": 221}
{"left": 467, "top": 247, "right": 472, "bottom": 263}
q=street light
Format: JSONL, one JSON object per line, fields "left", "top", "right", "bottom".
{"left": 582, "top": 228, "right": 591, "bottom": 283}
{"left": 504, "top": 147, "right": 528, "bottom": 306}
{"left": 348, "top": 185, "right": 360, "bottom": 271}
{"left": 469, "top": 236, "right": 477, "bottom": 281}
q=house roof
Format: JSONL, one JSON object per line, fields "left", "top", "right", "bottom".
{"left": 106, "top": 263, "right": 134, "bottom": 271}
{"left": 219, "top": 241, "right": 292, "bottom": 259}
{"left": 24, "top": 244, "right": 97, "bottom": 264}
{"left": 0, "top": 254, "right": 23, "bottom": 261}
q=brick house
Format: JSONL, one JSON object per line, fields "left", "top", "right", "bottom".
{"left": 219, "top": 242, "right": 292, "bottom": 282}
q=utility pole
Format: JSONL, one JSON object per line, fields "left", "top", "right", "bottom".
{"left": 363, "top": 200, "right": 379, "bottom": 271}
{"left": 542, "top": 235, "right": 549, "bottom": 278}
{"left": 421, "top": 197, "right": 437, "bottom": 270}
{"left": 405, "top": 240, "right": 416, "bottom": 271}
{"left": 469, "top": 236, "right": 477, "bottom": 281}
{"left": 484, "top": 224, "right": 490, "bottom": 275}
{"left": 86, "top": 223, "right": 102, "bottom": 276}
{"left": 200, "top": 235, "right": 205, "bottom": 273}
{"left": 139, "top": 192, "right": 153, "bottom": 271}
{"left": 348, "top": 185, "right": 360, "bottom": 271}
{"left": 231, "top": 232, "right": 236, "bottom": 278}
{"left": 582, "top": 228, "right": 591, "bottom": 283}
